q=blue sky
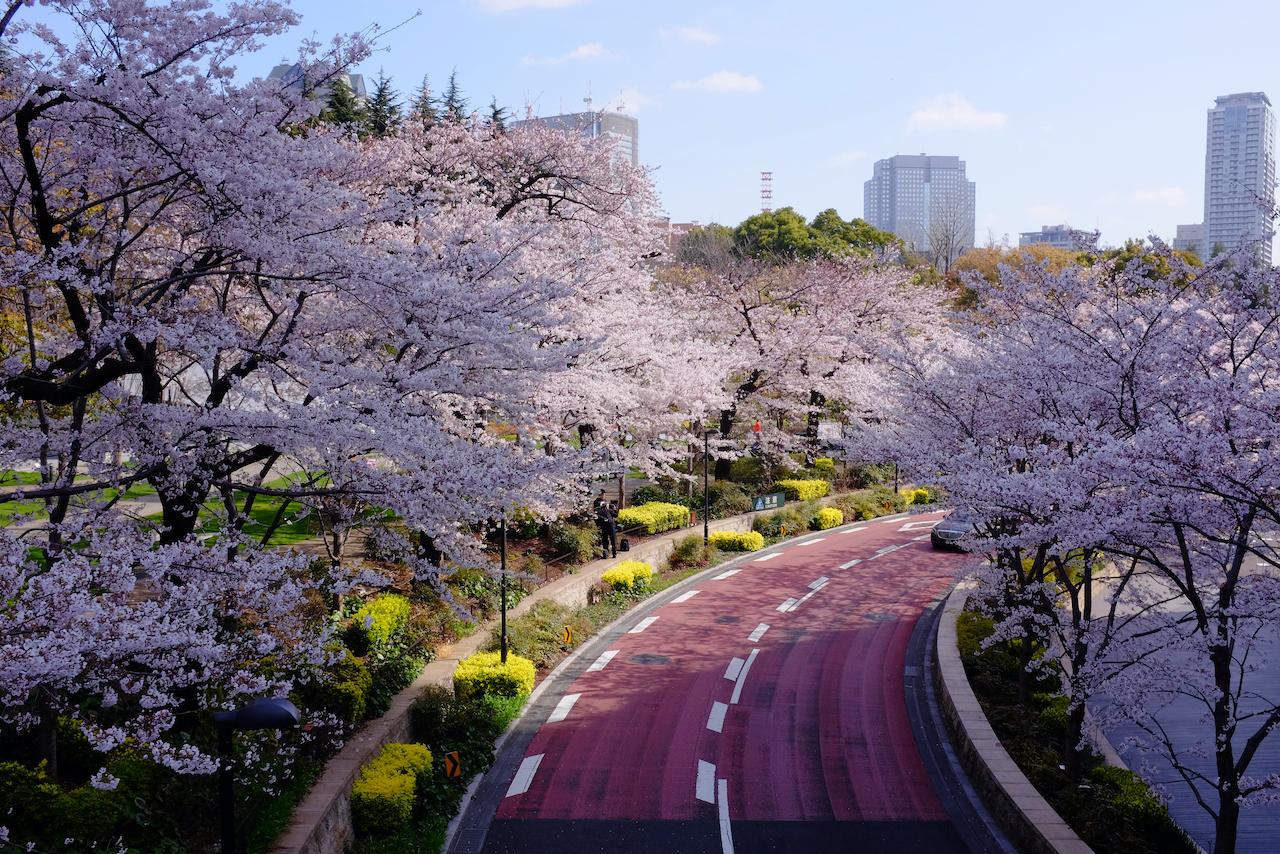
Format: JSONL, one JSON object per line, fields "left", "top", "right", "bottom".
{"left": 158, "top": 1, "right": 1280, "bottom": 248}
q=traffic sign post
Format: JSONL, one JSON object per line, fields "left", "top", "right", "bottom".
{"left": 444, "top": 750, "right": 461, "bottom": 779}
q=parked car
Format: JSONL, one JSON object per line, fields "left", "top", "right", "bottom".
{"left": 931, "top": 513, "right": 976, "bottom": 551}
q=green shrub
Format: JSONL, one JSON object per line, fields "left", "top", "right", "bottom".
{"left": 351, "top": 743, "right": 433, "bottom": 836}
{"left": 669, "top": 534, "right": 716, "bottom": 568}
{"left": 490, "top": 600, "right": 593, "bottom": 670}
{"left": 907, "top": 487, "right": 933, "bottom": 505}
{"left": 303, "top": 650, "right": 372, "bottom": 724}
{"left": 752, "top": 505, "right": 810, "bottom": 538}
{"left": 1089, "top": 765, "right": 1170, "bottom": 827}
{"left": 549, "top": 521, "right": 597, "bottom": 564}
{"left": 813, "top": 457, "right": 835, "bottom": 473}
{"left": 350, "top": 593, "right": 411, "bottom": 654}
{"left": 848, "top": 462, "right": 894, "bottom": 488}
{"left": 1035, "top": 692, "right": 1071, "bottom": 729}
{"left": 773, "top": 479, "right": 830, "bottom": 501}
{"left": 602, "top": 559, "right": 653, "bottom": 591}
{"left": 956, "top": 610, "right": 996, "bottom": 659}
{"left": 453, "top": 651, "right": 535, "bottom": 700}
{"left": 509, "top": 506, "right": 543, "bottom": 539}
{"left": 706, "top": 481, "right": 753, "bottom": 518}
{"left": 869, "top": 485, "right": 908, "bottom": 513}
{"left": 812, "top": 507, "right": 844, "bottom": 530}
{"left": 616, "top": 501, "right": 690, "bottom": 534}
{"left": 708, "top": 530, "right": 765, "bottom": 551}
{"left": 631, "top": 483, "right": 689, "bottom": 507}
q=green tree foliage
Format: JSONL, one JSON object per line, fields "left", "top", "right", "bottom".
{"left": 486, "top": 96, "right": 508, "bottom": 134}
{"left": 322, "top": 76, "right": 365, "bottom": 131}
{"left": 364, "top": 70, "right": 401, "bottom": 138}
{"left": 731, "top": 207, "right": 899, "bottom": 262}
{"left": 442, "top": 70, "right": 467, "bottom": 122}
{"left": 411, "top": 74, "right": 437, "bottom": 127}
{"left": 674, "top": 223, "right": 734, "bottom": 267}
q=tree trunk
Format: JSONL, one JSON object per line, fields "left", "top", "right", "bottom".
{"left": 1063, "top": 701, "right": 1087, "bottom": 780}
{"left": 1211, "top": 638, "right": 1240, "bottom": 854}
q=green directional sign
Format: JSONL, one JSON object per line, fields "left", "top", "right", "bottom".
{"left": 752, "top": 492, "right": 786, "bottom": 512}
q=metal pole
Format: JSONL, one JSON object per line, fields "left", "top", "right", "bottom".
{"left": 500, "top": 509, "right": 508, "bottom": 664}
{"left": 217, "top": 726, "right": 235, "bottom": 854}
{"left": 893, "top": 463, "right": 899, "bottom": 495}
{"left": 703, "top": 431, "right": 710, "bottom": 544}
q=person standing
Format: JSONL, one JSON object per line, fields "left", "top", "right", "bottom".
{"left": 594, "top": 492, "right": 617, "bottom": 559}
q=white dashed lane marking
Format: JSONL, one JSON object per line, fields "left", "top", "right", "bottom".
{"left": 707, "top": 700, "right": 728, "bottom": 733}
{"left": 713, "top": 568, "right": 741, "bottom": 579}
{"left": 505, "top": 754, "right": 544, "bottom": 797}
{"left": 748, "top": 623, "right": 769, "bottom": 642}
{"left": 546, "top": 693, "right": 581, "bottom": 723}
{"left": 672, "top": 589, "right": 701, "bottom": 603}
{"left": 628, "top": 616, "right": 659, "bottom": 634}
{"left": 754, "top": 553, "right": 781, "bottom": 562}
{"left": 586, "top": 650, "right": 618, "bottom": 672}
{"left": 696, "top": 760, "right": 716, "bottom": 803}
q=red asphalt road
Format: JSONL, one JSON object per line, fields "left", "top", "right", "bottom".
{"left": 496, "top": 512, "right": 968, "bottom": 826}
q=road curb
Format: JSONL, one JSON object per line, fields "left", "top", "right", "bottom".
{"left": 933, "top": 579, "right": 1094, "bottom": 854}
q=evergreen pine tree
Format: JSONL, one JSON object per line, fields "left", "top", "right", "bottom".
{"left": 322, "top": 76, "right": 365, "bottom": 131}
{"left": 442, "top": 69, "right": 467, "bottom": 123}
{"left": 365, "top": 69, "right": 402, "bottom": 138}
{"left": 486, "top": 96, "right": 509, "bottom": 134}
{"left": 412, "top": 74, "right": 437, "bottom": 128}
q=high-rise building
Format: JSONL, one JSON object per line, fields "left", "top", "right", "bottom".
{"left": 1172, "top": 223, "right": 1205, "bottom": 254}
{"left": 863, "top": 154, "right": 975, "bottom": 268}
{"left": 511, "top": 111, "right": 639, "bottom": 167}
{"left": 1202, "top": 92, "right": 1275, "bottom": 264}
{"left": 1019, "top": 224, "right": 1098, "bottom": 251}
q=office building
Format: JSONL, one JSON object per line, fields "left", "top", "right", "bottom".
{"left": 266, "top": 63, "right": 367, "bottom": 102}
{"left": 1202, "top": 92, "right": 1275, "bottom": 264}
{"left": 863, "top": 154, "right": 975, "bottom": 267}
{"left": 1019, "top": 224, "right": 1098, "bottom": 250}
{"left": 1172, "top": 223, "right": 1205, "bottom": 254}
{"left": 512, "top": 111, "right": 639, "bottom": 167}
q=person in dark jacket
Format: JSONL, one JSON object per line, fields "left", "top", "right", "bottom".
{"left": 594, "top": 492, "right": 617, "bottom": 559}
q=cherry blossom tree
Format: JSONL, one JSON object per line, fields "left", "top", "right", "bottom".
{"left": 0, "top": 0, "right": 686, "bottom": 792}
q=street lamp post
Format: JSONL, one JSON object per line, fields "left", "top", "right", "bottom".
{"left": 702, "top": 428, "right": 717, "bottom": 544}
{"left": 500, "top": 508, "right": 508, "bottom": 664}
{"left": 213, "top": 697, "right": 301, "bottom": 854}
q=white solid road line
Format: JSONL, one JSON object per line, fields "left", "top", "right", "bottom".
{"left": 546, "top": 693, "right": 581, "bottom": 723}
{"left": 505, "top": 754, "right": 544, "bottom": 797}
{"left": 628, "top": 616, "right": 659, "bottom": 634}
{"left": 696, "top": 760, "right": 716, "bottom": 803}
{"left": 777, "top": 597, "right": 798, "bottom": 612}
{"left": 794, "top": 536, "right": 827, "bottom": 547}
{"left": 718, "top": 778, "right": 735, "bottom": 854}
{"left": 713, "top": 568, "right": 741, "bottom": 580}
{"left": 748, "top": 623, "right": 769, "bottom": 642}
{"left": 707, "top": 700, "right": 729, "bottom": 733}
{"left": 912, "top": 534, "right": 930, "bottom": 542}
{"left": 838, "top": 558, "right": 862, "bottom": 569}
{"left": 672, "top": 589, "right": 701, "bottom": 603}
{"left": 586, "top": 649, "right": 618, "bottom": 672}
{"left": 730, "top": 648, "right": 760, "bottom": 704}
{"left": 754, "top": 553, "right": 781, "bottom": 562}
{"left": 724, "top": 657, "right": 745, "bottom": 680}
{"left": 808, "top": 575, "right": 829, "bottom": 589}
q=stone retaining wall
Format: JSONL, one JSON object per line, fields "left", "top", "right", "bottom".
{"left": 933, "top": 581, "right": 1093, "bottom": 854}
{"left": 271, "top": 513, "right": 760, "bottom": 854}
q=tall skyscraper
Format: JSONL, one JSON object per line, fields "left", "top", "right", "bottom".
{"left": 511, "top": 111, "right": 639, "bottom": 167}
{"left": 863, "top": 154, "right": 975, "bottom": 269}
{"left": 1202, "top": 92, "right": 1275, "bottom": 265}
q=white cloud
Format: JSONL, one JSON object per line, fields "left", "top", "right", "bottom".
{"left": 476, "top": 0, "right": 582, "bottom": 11}
{"left": 664, "top": 26, "right": 720, "bottom": 45}
{"left": 828, "top": 150, "right": 868, "bottom": 168}
{"left": 1129, "top": 187, "right": 1188, "bottom": 208}
{"left": 672, "top": 70, "right": 762, "bottom": 94}
{"left": 907, "top": 94, "right": 1007, "bottom": 132}
{"left": 521, "top": 42, "right": 607, "bottom": 66}
{"left": 605, "top": 87, "right": 659, "bottom": 115}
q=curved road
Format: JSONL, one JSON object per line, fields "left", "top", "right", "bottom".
{"left": 450, "top": 512, "right": 1006, "bottom": 853}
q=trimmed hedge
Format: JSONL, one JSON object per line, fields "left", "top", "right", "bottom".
{"left": 773, "top": 479, "right": 830, "bottom": 501}
{"left": 453, "top": 651, "right": 535, "bottom": 700}
{"left": 708, "top": 530, "right": 765, "bottom": 552}
{"left": 602, "top": 559, "right": 653, "bottom": 591}
{"left": 812, "top": 507, "right": 844, "bottom": 530}
{"left": 351, "top": 593, "right": 411, "bottom": 652}
{"left": 351, "top": 743, "right": 433, "bottom": 836}
{"left": 616, "top": 501, "right": 690, "bottom": 534}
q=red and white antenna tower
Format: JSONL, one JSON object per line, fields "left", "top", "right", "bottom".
{"left": 760, "top": 171, "right": 773, "bottom": 213}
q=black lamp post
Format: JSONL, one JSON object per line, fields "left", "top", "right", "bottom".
{"left": 499, "top": 508, "right": 508, "bottom": 663}
{"left": 213, "top": 697, "right": 301, "bottom": 854}
{"left": 702, "top": 427, "right": 718, "bottom": 543}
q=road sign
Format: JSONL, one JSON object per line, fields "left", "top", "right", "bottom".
{"left": 562, "top": 625, "right": 574, "bottom": 645}
{"left": 444, "top": 750, "right": 461, "bottom": 779}
{"left": 752, "top": 492, "right": 786, "bottom": 512}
